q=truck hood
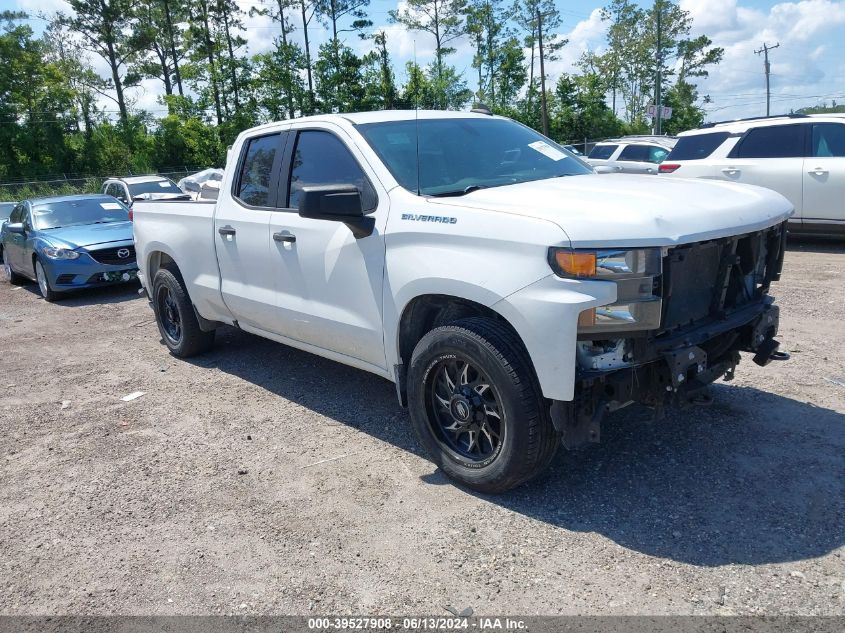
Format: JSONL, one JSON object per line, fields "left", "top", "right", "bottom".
{"left": 425, "top": 174, "right": 794, "bottom": 248}
{"left": 41, "top": 221, "right": 134, "bottom": 250}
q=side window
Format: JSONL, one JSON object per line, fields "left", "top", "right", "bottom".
{"left": 649, "top": 146, "right": 670, "bottom": 163}
{"left": 732, "top": 125, "right": 805, "bottom": 158}
{"left": 288, "top": 130, "right": 376, "bottom": 211}
{"left": 812, "top": 123, "right": 845, "bottom": 157}
{"left": 10, "top": 205, "right": 23, "bottom": 223}
{"left": 618, "top": 144, "right": 652, "bottom": 162}
{"left": 235, "top": 133, "right": 281, "bottom": 207}
{"left": 587, "top": 144, "right": 617, "bottom": 160}
{"left": 22, "top": 208, "right": 33, "bottom": 231}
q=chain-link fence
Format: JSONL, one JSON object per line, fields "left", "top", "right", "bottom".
{"left": 0, "top": 168, "right": 208, "bottom": 202}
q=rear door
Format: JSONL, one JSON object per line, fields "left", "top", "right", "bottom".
{"left": 803, "top": 122, "right": 845, "bottom": 226}
{"left": 714, "top": 124, "right": 806, "bottom": 217}
{"left": 214, "top": 130, "right": 290, "bottom": 333}
{"left": 268, "top": 124, "right": 388, "bottom": 370}
{"left": 615, "top": 144, "right": 662, "bottom": 173}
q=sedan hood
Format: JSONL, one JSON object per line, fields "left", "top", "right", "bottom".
{"left": 425, "top": 174, "right": 794, "bottom": 248}
{"left": 42, "top": 221, "right": 134, "bottom": 250}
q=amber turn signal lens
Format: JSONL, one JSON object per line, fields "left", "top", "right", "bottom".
{"left": 551, "top": 250, "right": 596, "bottom": 277}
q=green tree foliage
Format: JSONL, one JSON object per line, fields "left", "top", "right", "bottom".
{"left": 0, "top": 1, "right": 730, "bottom": 187}
{"left": 390, "top": 0, "right": 468, "bottom": 106}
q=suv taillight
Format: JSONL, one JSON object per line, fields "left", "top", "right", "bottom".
{"left": 128, "top": 207, "right": 133, "bottom": 222}
{"left": 659, "top": 163, "right": 680, "bottom": 174}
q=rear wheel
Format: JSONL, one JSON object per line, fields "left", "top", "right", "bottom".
{"left": 152, "top": 267, "right": 215, "bottom": 357}
{"left": 2, "top": 249, "right": 26, "bottom": 285}
{"left": 407, "top": 317, "right": 559, "bottom": 493}
{"left": 34, "top": 259, "right": 60, "bottom": 302}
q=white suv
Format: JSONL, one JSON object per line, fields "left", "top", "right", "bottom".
{"left": 586, "top": 136, "right": 677, "bottom": 174}
{"left": 659, "top": 114, "right": 845, "bottom": 235}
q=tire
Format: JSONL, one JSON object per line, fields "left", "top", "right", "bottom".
{"left": 407, "top": 317, "right": 560, "bottom": 493}
{"left": 151, "top": 267, "right": 215, "bottom": 357}
{"left": 3, "top": 249, "right": 27, "bottom": 285}
{"left": 34, "top": 258, "right": 61, "bottom": 301}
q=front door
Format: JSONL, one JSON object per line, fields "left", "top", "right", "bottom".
{"left": 803, "top": 122, "right": 845, "bottom": 226}
{"left": 3, "top": 204, "right": 27, "bottom": 271}
{"left": 215, "top": 130, "right": 289, "bottom": 333}
{"left": 269, "top": 125, "right": 388, "bottom": 370}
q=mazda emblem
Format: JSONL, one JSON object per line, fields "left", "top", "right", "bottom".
{"left": 117, "top": 248, "right": 130, "bottom": 259}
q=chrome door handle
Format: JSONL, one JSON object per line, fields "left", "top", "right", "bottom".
{"left": 809, "top": 167, "right": 828, "bottom": 175}
{"left": 218, "top": 226, "right": 236, "bottom": 237}
{"left": 721, "top": 168, "right": 740, "bottom": 176}
{"left": 273, "top": 232, "right": 296, "bottom": 243}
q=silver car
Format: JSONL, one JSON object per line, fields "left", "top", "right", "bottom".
{"left": 587, "top": 136, "right": 677, "bottom": 174}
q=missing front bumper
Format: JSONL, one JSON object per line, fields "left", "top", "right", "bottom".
{"left": 553, "top": 301, "right": 786, "bottom": 449}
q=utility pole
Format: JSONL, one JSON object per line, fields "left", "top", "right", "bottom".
{"left": 537, "top": 8, "right": 549, "bottom": 137}
{"left": 755, "top": 42, "right": 780, "bottom": 116}
{"left": 654, "top": 0, "right": 662, "bottom": 135}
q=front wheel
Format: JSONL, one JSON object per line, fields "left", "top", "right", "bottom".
{"left": 151, "top": 267, "right": 215, "bottom": 357}
{"left": 3, "top": 249, "right": 27, "bottom": 285}
{"left": 34, "top": 259, "right": 60, "bottom": 302}
{"left": 407, "top": 317, "right": 560, "bottom": 493}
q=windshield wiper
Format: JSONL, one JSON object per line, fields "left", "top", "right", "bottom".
{"left": 430, "top": 185, "right": 485, "bottom": 198}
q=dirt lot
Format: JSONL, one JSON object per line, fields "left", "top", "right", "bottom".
{"left": 1, "top": 240, "right": 844, "bottom": 616}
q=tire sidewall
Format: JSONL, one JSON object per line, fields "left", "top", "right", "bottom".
{"left": 407, "top": 327, "right": 537, "bottom": 490}
{"left": 152, "top": 270, "right": 186, "bottom": 354}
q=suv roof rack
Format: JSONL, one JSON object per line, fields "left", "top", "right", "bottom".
{"left": 700, "top": 113, "right": 808, "bottom": 129}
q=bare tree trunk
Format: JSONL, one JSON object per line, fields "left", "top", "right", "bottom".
{"left": 162, "top": 0, "right": 184, "bottom": 96}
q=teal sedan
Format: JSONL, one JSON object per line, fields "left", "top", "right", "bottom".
{"left": 1, "top": 194, "right": 137, "bottom": 302}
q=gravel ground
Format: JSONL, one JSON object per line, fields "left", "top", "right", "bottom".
{"left": 0, "top": 239, "right": 843, "bottom": 616}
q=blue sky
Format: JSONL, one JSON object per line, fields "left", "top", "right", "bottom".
{"left": 4, "top": 0, "right": 845, "bottom": 123}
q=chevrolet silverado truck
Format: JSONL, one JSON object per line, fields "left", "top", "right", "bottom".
{"left": 133, "top": 111, "right": 792, "bottom": 493}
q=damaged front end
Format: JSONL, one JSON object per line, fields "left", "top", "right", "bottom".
{"left": 552, "top": 221, "right": 789, "bottom": 449}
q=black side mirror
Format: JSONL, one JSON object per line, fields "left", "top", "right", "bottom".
{"left": 298, "top": 185, "right": 374, "bottom": 238}
{"left": 5, "top": 222, "right": 25, "bottom": 235}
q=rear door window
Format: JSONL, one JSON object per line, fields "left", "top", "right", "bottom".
{"left": 235, "top": 133, "right": 283, "bottom": 208}
{"left": 731, "top": 124, "right": 806, "bottom": 158}
{"left": 649, "top": 146, "right": 670, "bottom": 163}
{"left": 667, "top": 132, "right": 730, "bottom": 161}
{"left": 617, "top": 144, "right": 665, "bottom": 163}
{"left": 811, "top": 123, "right": 845, "bottom": 157}
{"left": 588, "top": 145, "right": 618, "bottom": 160}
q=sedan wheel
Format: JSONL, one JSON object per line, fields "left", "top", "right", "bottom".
{"left": 34, "top": 259, "right": 59, "bottom": 301}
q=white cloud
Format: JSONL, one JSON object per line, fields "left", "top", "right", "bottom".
{"left": 681, "top": 0, "right": 845, "bottom": 119}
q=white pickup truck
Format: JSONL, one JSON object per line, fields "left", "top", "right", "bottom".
{"left": 133, "top": 110, "right": 793, "bottom": 493}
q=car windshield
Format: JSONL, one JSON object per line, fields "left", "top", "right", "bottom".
{"left": 128, "top": 179, "right": 184, "bottom": 196}
{"left": 32, "top": 198, "right": 130, "bottom": 229}
{"left": 356, "top": 118, "right": 592, "bottom": 196}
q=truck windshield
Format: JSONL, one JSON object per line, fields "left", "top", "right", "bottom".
{"left": 32, "top": 198, "right": 129, "bottom": 229}
{"left": 356, "top": 118, "right": 592, "bottom": 196}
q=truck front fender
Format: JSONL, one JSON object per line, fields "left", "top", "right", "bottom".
{"left": 493, "top": 275, "right": 617, "bottom": 402}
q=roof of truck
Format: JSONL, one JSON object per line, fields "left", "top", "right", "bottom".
{"left": 242, "top": 110, "right": 505, "bottom": 136}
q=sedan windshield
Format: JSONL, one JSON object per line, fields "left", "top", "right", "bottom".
{"left": 32, "top": 198, "right": 130, "bottom": 229}
{"left": 128, "top": 179, "right": 184, "bottom": 196}
{"left": 356, "top": 118, "right": 592, "bottom": 196}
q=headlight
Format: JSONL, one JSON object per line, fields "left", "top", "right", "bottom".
{"left": 549, "top": 247, "right": 663, "bottom": 332}
{"left": 42, "top": 246, "right": 80, "bottom": 260}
